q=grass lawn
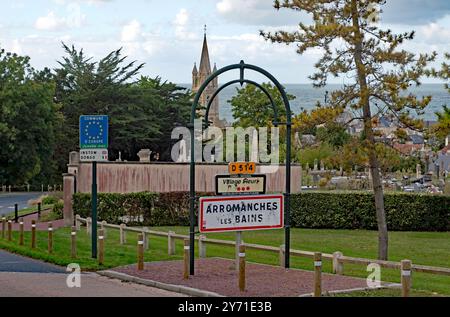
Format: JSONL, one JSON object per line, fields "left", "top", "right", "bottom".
{"left": 329, "top": 288, "right": 443, "bottom": 297}
{"left": 0, "top": 226, "right": 448, "bottom": 296}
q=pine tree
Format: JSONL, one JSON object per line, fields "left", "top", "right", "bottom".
{"left": 431, "top": 53, "right": 450, "bottom": 139}
{"left": 262, "top": 0, "right": 436, "bottom": 260}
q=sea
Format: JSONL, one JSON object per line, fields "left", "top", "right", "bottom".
{"left": 180, "top": 83, "right": 449, "bottom": 124}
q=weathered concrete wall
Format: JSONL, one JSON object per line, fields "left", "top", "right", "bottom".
{"left": 75, "top": 162, "right": 302, "bottom": 194}
{"left": 63, "top": 155, "right": 302, "bottom": 226}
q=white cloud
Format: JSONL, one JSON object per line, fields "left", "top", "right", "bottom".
{"left": 34, "top": 4, "right": 85, "bottom": 31}
{"left": 118, "top": 20, "right": 166, "bottom": 59}
{"left": 216, "top": 0, "right": 308, "bottom": 26}
{"left": 35, "top": 11, "right": 65, "bottom": 31}
{"left": 173, "top": 9, "right": 196, "bottom": 40}
{"left": 121, "top": 20, "right": 142, "bottom": 42}
{"left": 420, "top": 22, "right": 450, "bottom": 44}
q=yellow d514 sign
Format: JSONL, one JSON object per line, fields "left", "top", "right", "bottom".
{"left": 228, "top": 162, "right": 256, "bottom": 175}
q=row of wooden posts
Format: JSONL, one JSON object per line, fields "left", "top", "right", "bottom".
{"left": 1, "top": 217, "right": 52, "bottom": 252}
{"left": 1, "top": 216, "right": 415, "bottom": 297}
{"left": 67, "top": 216, "right": 420, "bottom": 297}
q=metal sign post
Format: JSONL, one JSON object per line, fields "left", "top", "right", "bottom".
{"left": 91, "top": 161, "right": 98, "bottom": 258}
{"left": 190, "top": 61, "right": 292, "bottom": 275}
{"left": 79, "top": 115, "right": 109, "bottom": 259}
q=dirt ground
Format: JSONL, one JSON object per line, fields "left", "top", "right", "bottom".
{"left": 113, "top": 258, "right": 370, "bottom": 297}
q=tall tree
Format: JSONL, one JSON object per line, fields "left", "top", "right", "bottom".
{"left": 230, "top": 82, "right": 293, "bottom": 128}
{"left": 0, "top": 48, "right": 61, "bottom": 185}
{"left": 54, "top": 43, "right": 144, "bottom": 164}
{"left": 262, "top": 0, "right": 436, "bottom": 260}
{"left": 54, "top": 44, "right": 191, "bottom": 164}
{"left": 431, "top": 54, "right": 450, "bottom": 140}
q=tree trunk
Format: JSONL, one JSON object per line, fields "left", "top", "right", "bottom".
{"left": 351, "top": 0, "right": 388, "bottom": 260}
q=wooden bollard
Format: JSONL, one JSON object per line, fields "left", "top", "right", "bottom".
{"left": 71, "top": 226, "right": 77, "bottom": 259}
{"left": 314, "top": 252, "right": 322, "bottom": 297}
{"left": 198, "top": 235, "right": 206, "bottom": 258}
{"left": 401, "top": 260, "right": 412, "bottom": 297}
{"left": 183, "top": 239, "right": 189, "bottom": 280}
{"left": 48, "top": 223, "right": 53, "bottom": 254}
{"left": 1, "top": 217, "right": 5, "bottom": 239}
{"left": 86, "top": 217, "right": 92, "bottom": 235}
{"left": 279, "top": 244, "right": 286, "bottom": 267}
{"left": 168, "top": 231, "right": 176, "bottom": 255}
{"left": 119, "top": 223, "right": 127, "bottom": 244}
{"left": 7, "top": 220, "right": 12, "bottom": 241}
{"left": 239, "top": 244, "right": 246, "bottom": 292}
{"left": 31, "top": 220, "right": 36, "bottom": 249}
{"left": 137, "top": 233, "right": 144, "bottom": 270}
{"left": 235, "top": 231, "right": 242, "bottom": 271}
{"left": 19, "top": 218, "right": 24, "bottom": 246}
{"left": 75, "top": 215, "right": 81, "bottom": 231}
{"left": 98, "top": 229, "right": 105, "bottom": 265}
{"left": 101, "top": 221, "right": 107, "bottom": 238}
{"left": 332, "top": 251, "right": 343, "bottom": 275}
{"left": 142, "top": 228, "right": 149, "bottom": 251}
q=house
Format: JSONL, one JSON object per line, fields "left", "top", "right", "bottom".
{"left": 409, "top": 134, "right": 424, "bottom": 145}
{"left": 393, "top": 143, "right": 424, "bottom": 156}
{"left": 428, "top": 137, "right": 450, "bottom": 176}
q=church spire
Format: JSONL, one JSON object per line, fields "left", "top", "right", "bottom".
{"left": 192, "top": 62, "right": 198, "bottom": 75}
{"left": 199, "top": 25, "right": 211, "bottom": 75}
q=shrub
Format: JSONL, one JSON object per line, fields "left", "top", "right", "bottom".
{"left": 73, "top": 192, "right": 212, "bottom": 227}
{"left": 73, "top": 191, "right": 450, "bottom": 231}
{"left": 290, "top": 191, "right": 450, "bottom": 231}
{"left": 52, "top": 200, "right": 64, "bottom": 218}
{"left": 42, "top": 195, "right": 59, "bottom": 205}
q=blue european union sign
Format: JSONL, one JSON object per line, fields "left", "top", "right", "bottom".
{"left": 79, "top": 115, "right": 109, "bottom": 149}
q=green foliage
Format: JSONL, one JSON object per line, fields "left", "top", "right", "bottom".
{"left": 54, "top": 43, "right": 192, "bottom": 165}
{"left": 291, "top": 192, "right": 450, "bottom": 231}
{"left": 73, "top": 191, "right": 450, "bottom": 232}
{"left": 0, "top": 48, "right": 61, "bottom": 185}
{"left": 297, "top": 142, "right": 336, "bottom": 167}
{"left": 73, "top": 192, "right": 208, "bottom": 226}
{"left": 42, "top": 195, "right": 60, "bottom": 205}
{"left": 230, "top": 82, "right": 295, "bottom": 128}
{"left": 316, "top": 123, "right": 350, "bottom": 148}
{"left": 51, "top": 200, "right": 64, "bottom": 218}
{"left": 434, "top": 105, "right": 450, "bottom": 140}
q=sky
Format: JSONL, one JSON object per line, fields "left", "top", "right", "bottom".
{"left": 0, "top": 0, "right": 449, "bottom": 84}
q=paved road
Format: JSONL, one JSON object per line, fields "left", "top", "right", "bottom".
{"left": 0, "top": 250, "right": 64, "bottom": 273}
{"left": 0, "top": 250, "right": 185, "bottom": 297}
{"left": 0, "top": 192, "right": 44, "bottom": 216}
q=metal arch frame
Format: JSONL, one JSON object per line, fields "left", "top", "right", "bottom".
{"left": 204, "top": 79, "right": 280, "bottom": 128}
{"left": 189, "top": 60, "right": 292, "bottom": 275}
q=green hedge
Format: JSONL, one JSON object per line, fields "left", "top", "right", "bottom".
{"left": 290, "top": 192, "right": 450, "bottom": 231}
{"left": 73, "top": 191, "right": 450, "bottom": 231}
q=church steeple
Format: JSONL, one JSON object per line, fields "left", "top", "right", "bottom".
{"left": 192, "top": 25, "right": 225, "bottom": 128}
{"left": 199, "top": 27, "right": 211, "bottom": 75}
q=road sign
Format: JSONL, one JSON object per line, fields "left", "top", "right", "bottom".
{"left": 215, "top": 175, "right": 266, "bottom": 195}
{"left": 80, "top": 149, "right": 109, "bottom": 162}
{"left": 80, "top": 115, "right": 109, "bottom": 149}
{"left": 229, "top": 162, "right": 256, "bottom": 175}
{"left": 199, "top": 194, "right": 284, "bottom": 233}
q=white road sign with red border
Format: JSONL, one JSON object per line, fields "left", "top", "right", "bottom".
{"left": 199, "top": 194, "right": 284, "bottom": 233}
